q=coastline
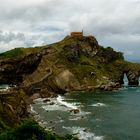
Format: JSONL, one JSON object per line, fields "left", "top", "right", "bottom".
{"left": 29, "top": 94, "right": 104, "bottom": 140}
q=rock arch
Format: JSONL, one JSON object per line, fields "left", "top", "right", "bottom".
{"left": 122, "top": 69, "right": 140, "bottom": 86}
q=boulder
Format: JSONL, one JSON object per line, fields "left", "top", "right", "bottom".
{"left": 55, "top": 70, "right": 80, "bottom": 91}
{"left": 43, "top": 99, "right": 51, "bottom": 103}
{"left": 69, "top": 109, "right": 80, "bottom": 114}
{"left": 126, "top": 70, "right": 139, "bottom": 86}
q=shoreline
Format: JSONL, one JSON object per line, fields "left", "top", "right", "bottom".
{"left": 29, "top": 95, "right": 104, "bottom": 140}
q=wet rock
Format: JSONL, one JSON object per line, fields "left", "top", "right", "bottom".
{"left": 126, "top": 70, "right": 139, "bottom": 86}
{"left": 99, "top": 81, "right": 121, "bottom": 91}
{"left": 30, "top": 93, "right": 40, "bottom": 100}
{"left": 43, "top": 99, "right": 51, "bottom": 103}
{"left": 69, "top": 109, "right": 80, "bottom": 114}
{"left": 49, "top": 102, "right": 55, "bottom": 105}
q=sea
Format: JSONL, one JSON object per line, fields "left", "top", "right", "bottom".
{"left": 30, "top": 77, "right": 140, "bottom": 140}
{"left": 1, "top": 79, "right": 140, "bottom": 140}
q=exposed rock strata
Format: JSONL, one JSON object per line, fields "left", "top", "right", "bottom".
{"left": 0, "top": 88, "right": 28, "bottom": 127}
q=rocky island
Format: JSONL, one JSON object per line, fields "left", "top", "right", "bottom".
{"left": 0, "top": 33, "right": 140, "bottom": 139}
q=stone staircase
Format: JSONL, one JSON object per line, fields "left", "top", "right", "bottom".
{"left": 23, "top": 55, "right": 52, "bottom": 87}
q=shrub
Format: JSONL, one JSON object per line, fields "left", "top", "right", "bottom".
{"left": 0, "top": 120, "right": 78, "bottom": 140}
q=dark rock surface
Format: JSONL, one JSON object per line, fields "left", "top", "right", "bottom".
{"left": 126, "top": 70, "right": 139, "bottom": 86}
{"left": 0, "top": 53, "right": 42, "bottom": 84}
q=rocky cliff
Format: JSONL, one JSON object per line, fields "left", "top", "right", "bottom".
{"left": 0, "top": 35, "right": 140, "bottom": 97}
{"left": 0, "top": 88, "right": 28, "bottom": 130}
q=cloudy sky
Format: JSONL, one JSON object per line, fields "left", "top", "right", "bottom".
{"left": 0, "top": 0, "right": 140, "bottom": 61}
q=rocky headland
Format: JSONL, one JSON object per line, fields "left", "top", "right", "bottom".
{"left": 0, "top": 35, "right": 140, "bottom": 93}
{"left": 0, "top": 34, "right": 140, "bottom": 137}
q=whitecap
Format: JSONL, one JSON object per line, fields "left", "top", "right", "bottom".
{"left": 57, "top": 95, "right": 78, "bottom": 109}
{"left": 0, "top": 84, "right": 10, "bottom": 91}
{"left": 42, "top": 104, "right": 67, "bottom": 111}
{"left": 30, "top": 105, "right": 38, "bottom": 115}
{"left": 69, "top": 116, "right": 83, "bottom": 121}
{"left": 63, "top": 126, "right": 104, "bottom": 140}
{"left": 119, "top": 87, "right": 128, "bottom": 91}
{"left": 136, "top": 89, "right": 140, "bottom": 93}
{"left": 91, "top": 103, "right": 107, "bottom": 107}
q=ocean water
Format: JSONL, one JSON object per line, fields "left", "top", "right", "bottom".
{"left": 31, "top": 81, "right": 140, "bottom": 140}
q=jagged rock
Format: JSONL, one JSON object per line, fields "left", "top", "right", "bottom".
{"left": 99, "top": 81, "right": 121, "bottom": 91}
{"left": 126, "top": 70, "right": 139, "bottom": 86}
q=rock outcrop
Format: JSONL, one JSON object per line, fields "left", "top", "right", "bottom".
{"left": 55, "top": 70, "right": 81, "bottom": 91}
{"left": 0, "top": 53, "right": 42, "bottom": 84}
{"left": 0, "top": 88, "right": 28, "bottom": 127}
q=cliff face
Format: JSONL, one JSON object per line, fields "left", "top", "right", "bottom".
{"left": 0, "top": 35, "right": 140, "bottom": 96}
{"left": 0, "top": 88, "right": 28, "bottom": 129}
{"left": 0, "top": 53, "right": 42, "bottom": 84}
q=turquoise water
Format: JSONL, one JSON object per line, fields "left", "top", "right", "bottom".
{"left": 32, "top": 85, "right": 140, "bottom": 140}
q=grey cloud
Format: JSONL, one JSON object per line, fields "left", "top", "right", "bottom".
{"left": 0, "top": 0, "right": 140, "bottom": 61}
{"left": 0, "top": 31, "right": 25, "bottom": 43}
{"left": 98, "top": 34, "right": 140, "bottom": 60}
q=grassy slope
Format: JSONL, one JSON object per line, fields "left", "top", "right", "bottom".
{"left": 0, "top": 47, "right": 43, "bottom": 59}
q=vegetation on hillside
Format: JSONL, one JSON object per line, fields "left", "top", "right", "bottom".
{"left": 97, "top": 46, "right": 124, "bottom": 62}
{"left": 0, "top": 47, "right": 43, "bottom": 59}
{"left": 0, "top": 120, "right": 78, "bottom": 140}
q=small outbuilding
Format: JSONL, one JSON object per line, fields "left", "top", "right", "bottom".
{"left": 70, "top": 31, "right": 83, "bottom": 37}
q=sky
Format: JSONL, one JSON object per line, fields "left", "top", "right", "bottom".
{"left": 0, "top": 0, "right": 140, "bottom": 61}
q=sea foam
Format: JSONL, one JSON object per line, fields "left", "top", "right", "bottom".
{"left": 56, "top": 95, "right": 78, "bottom": 109}
{"left": 41, "top": 95, "right": 80, "bottom": 111}
{"left": 91, "top": 103, "right": 107, "bottom": 107}
{"left": 63, "top": 126, "right": 104, "bottom": 140}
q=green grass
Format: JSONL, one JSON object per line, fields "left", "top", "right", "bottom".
{"left": 0, "top": 120, "right": 78, "bottom": 140}
{"left": 0, "top": 119, "right": 9, "bottom": 133}
{"left": 79, "top": 55, "right": 94, "bottom": 66}
{"left": 0, "top": 47, "right": 43, "bottom": 59}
